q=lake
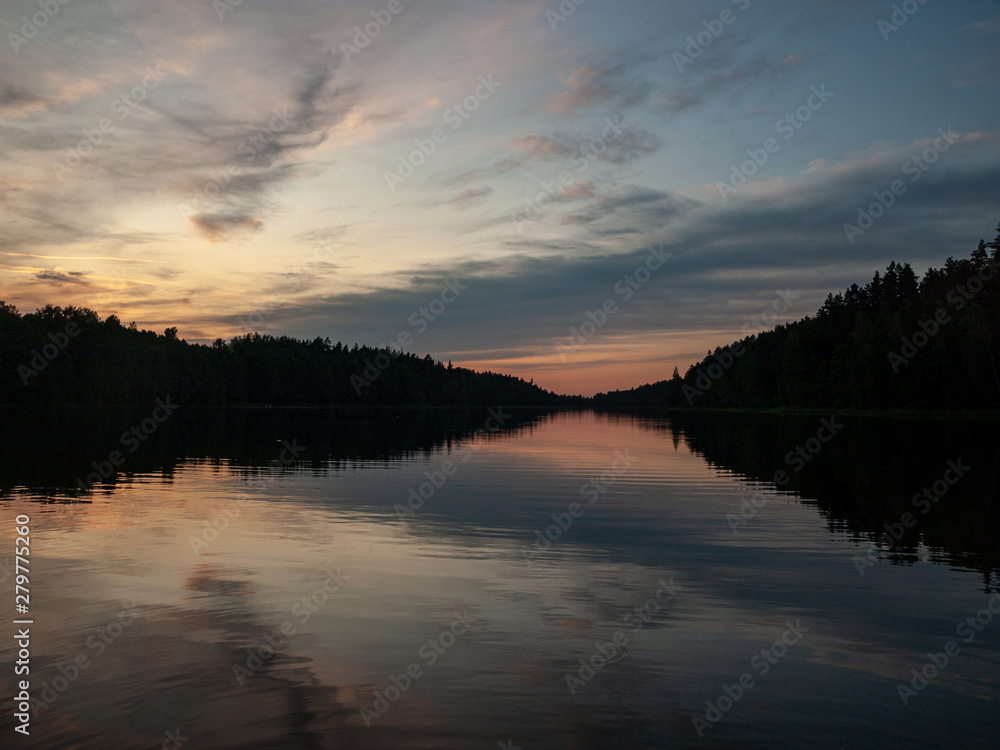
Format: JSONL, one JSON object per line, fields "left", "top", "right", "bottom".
{"left": 1, "top": 407, "right": 998, "bottom": 748}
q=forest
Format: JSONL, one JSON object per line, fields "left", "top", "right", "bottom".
{"left": 595, "top": 223, "right": 1000, "bottom": 411}
{"left": 0, "top": 306, "right": 581, "bottom": 408}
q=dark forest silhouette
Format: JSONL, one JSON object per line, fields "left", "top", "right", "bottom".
{"left": 596, "top": 222, "right": 1000, "bottom": 410}
{"left": 0, "top": 308, "right": 583, "bottom": 407}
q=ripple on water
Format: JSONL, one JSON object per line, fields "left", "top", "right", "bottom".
{"left": 519, "top": 635, "right": 636, "bottom": 671}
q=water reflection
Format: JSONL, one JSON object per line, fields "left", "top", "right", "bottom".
{"left": 663, "top": 410, "right": 1000, "bottom": 590}
{"left": 0, "top": 408, "right": 997, "bottom": 749}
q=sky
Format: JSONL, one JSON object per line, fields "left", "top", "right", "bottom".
{"left": 1, "top": 0, "right": 999, "bottom": 396}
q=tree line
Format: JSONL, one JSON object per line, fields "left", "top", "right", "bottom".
{"left": 595, "top": 222, "right": 1000, "bottom": 410}
{"left": 0, "top": 305, "right": 584, "bottom": 407}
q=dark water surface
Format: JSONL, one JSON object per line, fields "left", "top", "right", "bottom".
{"left": 1, "top": 407, "right": 998, "bottom": 749}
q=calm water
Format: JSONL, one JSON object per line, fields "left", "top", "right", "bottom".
{"left": 1, "top": 407, "right": 999, "bottom": 749}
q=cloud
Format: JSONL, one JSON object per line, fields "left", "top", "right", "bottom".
{"left": 33, "top": 269, "right": 90, "bottom": 285}
{"left": 189, "top": 214, "right": 264, "bottom": 242}
{"left": 508, "top": 134, "right": 575, "bottom": 160}
{"left": 445, "top": 186, "right": 495, "bottom": 208}
{"left": 561, "top": 180, "right": 596, "bottom": 198}
{"left": 167, "top": 68, "right": 358, "bottom": 236}
{"left": 432, "top": 156, "right": 527, "bottom": 189}
{"left": 571, "top": 185, "right": 688, "bottom": 220}
{"left": 546, "top": 60, "right": 654, "bottom": 116}
{"left": 661, "top": 90, "right": 703, "bottom": 113}
{"left": 963, "top": 15, "right": 1000, "bottom": 34}
{"left": 293, "top": 225, "right": 352, "bottom": 247}
{"left": 0, "top": 86, "right": 48, "bottom": 121}
{"left": 780, "top": 52, "right": 808, "bottom": 68}
{"left": 663, "top": 50, "right": 818, "bottom": 113}
{"left": 434, "top": 118, "right": 666, "bottom": 192}
{"left": 547, "top": 64, "right": 617, "bottom": 116}
{"left": 151, "top": 267, "right": 184, "bottom": 281}
{"left": 506, "top": 125, "right": 663, "bottom": 168}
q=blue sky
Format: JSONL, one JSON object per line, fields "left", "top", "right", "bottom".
{"left": 1, "top": 0, "right": 998, "bottom": 394}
